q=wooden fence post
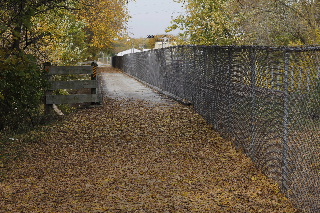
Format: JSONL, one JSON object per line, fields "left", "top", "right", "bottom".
{"left": 44, "top": 62, "right": 54, "bottom": 115}
{"left": 91, "top": 61, "right": 99, "bottom": 105}
{"left": 44, "top": 62, "right": 102, "bottom": 112}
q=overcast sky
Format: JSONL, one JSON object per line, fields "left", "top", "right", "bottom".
{"left": 127, "top": 0, "right": 185, "bottom": 38}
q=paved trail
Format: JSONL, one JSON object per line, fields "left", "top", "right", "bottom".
{"left": 0, "top": 67, "right": 297, "bottom": 212}
{"left": 100, "top": 69, "right": 172, "bottom": 104}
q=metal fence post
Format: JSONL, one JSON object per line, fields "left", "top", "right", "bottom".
{"left": 282, "top": 51, "right": 290, "bottom": 193}
{"left": 250, "top": 49, "right": 257, "bottom": 160}
{"left": 227, "top": 47, "right": 233, "bottom": 135}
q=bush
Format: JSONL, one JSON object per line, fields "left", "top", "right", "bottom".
{"left": 0, "top": 53, "right": 47, "bottom": 131}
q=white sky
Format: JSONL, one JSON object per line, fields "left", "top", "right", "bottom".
{"left": 127, "top": 0, "right": 185, "bottom": 38}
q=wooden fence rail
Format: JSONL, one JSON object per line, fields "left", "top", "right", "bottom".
{"left": 44, "top": 63, "right": 102, "bottom": 114}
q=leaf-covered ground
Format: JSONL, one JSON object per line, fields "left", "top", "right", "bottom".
{"left": 0, "top": 99, "right": 297, "bottom": 212}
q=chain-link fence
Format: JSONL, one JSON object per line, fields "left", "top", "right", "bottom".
{"left": 112, "top": 45, "right": 320, "bottom": 212}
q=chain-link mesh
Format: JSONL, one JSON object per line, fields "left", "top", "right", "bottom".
{"left": 112, "top": 45, "right": 320, "bottom": 212}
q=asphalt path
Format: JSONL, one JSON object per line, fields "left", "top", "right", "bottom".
{"left": 100, "top": 71, "right": 173, "bottom": 104}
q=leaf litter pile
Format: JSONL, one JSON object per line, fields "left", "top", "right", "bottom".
{"left": 0, "top": 99, "right": 297, "bottom": 212}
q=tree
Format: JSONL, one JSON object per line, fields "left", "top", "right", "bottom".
{"left": 0, "top": 0, "right": 71, "bottom": 130}
{"left": 167, "top": 0, "right": 320, "bottom": 46}
{"left": 33, "top": 6, "right": 89, "bottom": 65}
{"left": 0, "top": 0, "right": 132, "bottom": 130}
{"left": 233, "top": 0, "right": 320, "bottom": 45}
{"left": 76, "top": 0, "right": 130, "bottom": 59}
{"left": 0, "top": 0, "right": 70, "bottom": 53}
{"left": 0, "top": 0, "right": 131, "bottom": 61}
{"left": 167, "top": 0, "right": 244, "bottom": 45}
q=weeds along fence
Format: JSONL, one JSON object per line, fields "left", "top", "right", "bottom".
{"left": 113, "top": 45, "right": 320, "bottom": 212}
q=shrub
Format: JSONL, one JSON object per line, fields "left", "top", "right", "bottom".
{"left": 0, "top": 53, "right": 47, "bottom": 131}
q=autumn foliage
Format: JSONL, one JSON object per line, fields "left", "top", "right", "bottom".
{"left": 0, "top": 0, "right": 131, "bottom": 130}
{"left": 78, "top": 0, "right": 130, "bottom": 50}
{"left": 169, "top": 0, "right": 320, "bottom": 46}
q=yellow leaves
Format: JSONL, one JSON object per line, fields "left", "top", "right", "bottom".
{"left": 251, "top": 175, "right": 258, "bottom": 181}
{"left": 26, "top": 0, "right": 130, "bottom": 64}
{"left": 0, "top": 98, "right": 297, "bottom": 212}
{"left": 168, "top": 0, "right": 240, "bottom": 45}
{"left": 78, "top": 0, "right": 130, "bottom": 50}
{"left": 32, "top": 8, "right": 88, "bottom": 65}
{"left": 171, "top": 0, "right": 320, "bottom": 46}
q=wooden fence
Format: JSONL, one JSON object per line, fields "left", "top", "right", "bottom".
{"left": 44, "top": 63, "right": 102, "bottom": 114}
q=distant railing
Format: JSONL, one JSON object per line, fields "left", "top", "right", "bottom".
{"left": 113, "top": 45, "right": 320, "bottom": 212}
{"left": 44, "top": 63, "right": 102, "bottom": 114}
